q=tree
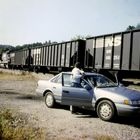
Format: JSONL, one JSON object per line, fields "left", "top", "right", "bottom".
{"left": 71, "top": 35, "right": 92, "bottom": 40}
{"left": 136, "top": 23, "right": 140, "bottom": 29}
{"left": 126, "top": 25, "right": 135, "bottom": 31}
{"left": 126, "top": 23, "right": 140, "bottom": 31}
{"left": 71, "top": 35, "right": 85, "bottom": 40}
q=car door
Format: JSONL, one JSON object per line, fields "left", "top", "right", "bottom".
{"left": 61, "top": 73, "right": 93, "bottom": 107}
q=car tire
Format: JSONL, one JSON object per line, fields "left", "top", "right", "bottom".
{"left": 45, "top": 92, "right": 55, "bottom": 108}
{"left": 97, "top": 100, "right": 115, "bottom": 121}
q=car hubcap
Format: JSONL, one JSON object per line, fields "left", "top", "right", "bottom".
{"left": 46, "top": 94, "right": 53, "bottom": 106}
{"left": 99, "top": 103, "right": 112, "bottom": 119}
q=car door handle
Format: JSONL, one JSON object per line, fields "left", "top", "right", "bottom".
{"left": 63, "top": 90, "right": 69, "bottom": 94}
{"left": 53, "top": 87, "right": 56, "bottom": 89}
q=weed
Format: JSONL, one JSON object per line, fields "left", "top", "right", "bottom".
{"left": 0, "top": 108, "right": 45, "bottom": 140}
{"left": 21, "top": 71, "right": 26, "bottom": 76}
{"left": 0, "top": 72, "right": 35, "bottom": 80}
{"left": 94, "top": 134, "right": 116, "bottom": 140}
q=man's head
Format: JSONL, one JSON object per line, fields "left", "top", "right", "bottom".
{"left": 75, "top": 62, "right": 81, "bottom": 69}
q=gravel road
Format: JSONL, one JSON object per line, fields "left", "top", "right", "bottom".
{"left": 0, "top": 69, "right": 140, "bottom": 140}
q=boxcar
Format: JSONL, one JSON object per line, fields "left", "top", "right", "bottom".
{"left": 30, "top": 39, "right": 85, "bottom": 72}
{"left": 85, "top": 29, "right": 140, "bottom": 80}
{"left": 8, "top": 40, "right": 85, "bottom": 72}
{"left": 9, "top": 49, "right": 31, "bottom": 69}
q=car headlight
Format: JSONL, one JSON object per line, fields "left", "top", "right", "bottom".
{"left": 124, "top": 100, "right": 130, "bottom": 105}
{"left": 124, "top": 100, "right": 140, "bottom": 105}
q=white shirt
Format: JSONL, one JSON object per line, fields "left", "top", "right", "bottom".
{"left": 71, "top": 67, "right": 84, "bottom": 83}
{"left": 72, "top": 67, "right": 84, "bottom": 77}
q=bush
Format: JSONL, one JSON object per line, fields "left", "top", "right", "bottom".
{"left": 0, "top": 108, "right": 45, "bottom": 140}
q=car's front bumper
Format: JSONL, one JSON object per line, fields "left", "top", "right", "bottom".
{"left": 116, "top": 103, "right": 140, "bottom": 117}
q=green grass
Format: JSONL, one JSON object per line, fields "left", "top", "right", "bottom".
{"left": 0, "top": 108, "right": 45, "bottom": 140}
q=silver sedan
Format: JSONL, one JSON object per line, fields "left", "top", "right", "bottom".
{"left": 36, "top": 72, "right": 140, "bottom": 121}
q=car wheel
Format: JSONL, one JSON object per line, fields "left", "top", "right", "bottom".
{"left": 45, "top": 92, "right": 55, "bottom": 108}
{"left": 97, "top": 100, "right": 115, "bottom": 121}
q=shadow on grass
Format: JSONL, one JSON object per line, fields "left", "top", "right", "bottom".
{"left": 0, "top": 91, "right": 43, "bottom": 101}
{"left": 53, "top": 104, "right": 98, "bottom": 118}
{"left": 0, "top": 91, "right": 18, "bottom": 95}
{"left": 53, "top": 105, "right": 140, "bottom": 128}
{"left": 53, "top": 104, "right": 70, "bottom": 110}
{"left": 15, "top": 95, "right": 43, "bottom": 101}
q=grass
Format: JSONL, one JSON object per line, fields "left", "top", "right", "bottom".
{"left": 0, "top": 108, "right": 45, "bottom": 140}
{"left": 0, "top": 108, "right": 117, "bottom": 140}
{"left": 123, "top": 78, "right": 140, "bottom": 91}
{"left": 0, "top": 70, "right": 35, "bottom": 80}
{"left": 128, "top": 85, "right": 140, "bottom": 91}
{"left": 94, "top": 135, "right": 116, "bottom": 140}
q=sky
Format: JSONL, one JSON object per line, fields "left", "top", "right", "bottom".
{"left": 0, "top": 0, "right": 140, "bottom": 46}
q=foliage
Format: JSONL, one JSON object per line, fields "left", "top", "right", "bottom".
{"left": 71, "top": 35, "right": 85, "bottom": 40}
{"left": 126, "top": 23, "right": 140, "bottom": 31}
{"left": 0, "top": 108, "right": 45, "bottom": 140}
{"left": 15, "top": 42, "right": 43, "bottom": 51}
{"left": 0, "top": 45, "right": 14, "bottom": 54}
{"left": 94, "top": 134, "right": 116, "bottom": 140}
{"left": 12, "top": 40, "right": 58, "bottom": 52}
{"left": 126, "top": 25, "right": 135, "bottom": 31}
{"left": 136, "top": 23, "right": 140, "bottom": 29}
{"left": 71, "top": 35, "right": 92, "bottom": 40}
{"left": 44, "top": 40, "right": 58, "bottom": 45}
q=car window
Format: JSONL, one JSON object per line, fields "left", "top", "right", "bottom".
{"left": 63, "top": 74, "right": 72, "bottom": 87}
{"left": 85, "top": 75, "right": 117, "bottom": 88}
{"left": 95, "top": 75, "right": 117, "bottom": 87}
{"left": 80, "top": 79, "right": 92, "bottom": 89}
{"left": 63, "top": 74, "right": 90, "bottom": 89}
{"left": 51, "top": 74, "right": 62, "bottom": 84}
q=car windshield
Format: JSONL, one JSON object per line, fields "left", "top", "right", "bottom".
{"left": 85, "top": 74, "right": 117, "bottom": 88}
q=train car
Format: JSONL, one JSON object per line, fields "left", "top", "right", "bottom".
{"left": 30, "top": 39, "right": 85, "bottom": 72}
{"left": 84, "top": 29, "right": 140, "bottom": 80}
{"left": 8, "top": 48, "right": 31, "bottom": 69}
{"left": 8, "top": 40, "right": 85, "bottom": 72}
{"left": 7, "top": 29, "right": 140, "bottom": 80}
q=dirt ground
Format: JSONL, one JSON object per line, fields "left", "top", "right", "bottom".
{"left": 0, "top": 69, "right": 140, "bottom": 140}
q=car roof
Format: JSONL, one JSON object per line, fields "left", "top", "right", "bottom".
{"left": 61, "top": 71, "right": 100, "bottom": 76}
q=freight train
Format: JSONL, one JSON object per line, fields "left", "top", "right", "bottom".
{"left": 8, "top": 40, "right": 85, "bottom": 73}
{"left": 1, "top": 29, "right": 140, "bottom": 81}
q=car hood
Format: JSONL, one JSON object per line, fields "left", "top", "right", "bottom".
{"left": 96, "top": 86, "right": 140, "bottom": 100}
